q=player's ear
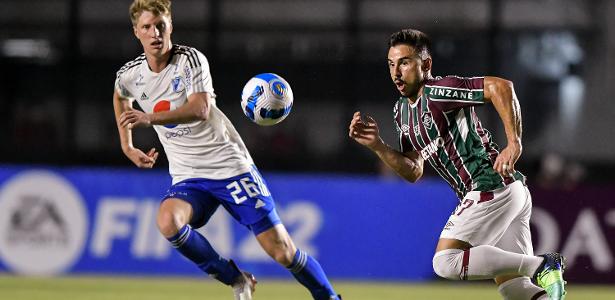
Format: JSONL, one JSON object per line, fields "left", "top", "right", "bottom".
{"left": 133, "top": 26, "right": 139, "bottom": 38}
{"left": 422, "top": 57, "right": 432, "bottom": 73}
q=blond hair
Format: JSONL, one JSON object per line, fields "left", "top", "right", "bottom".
{"left": 129, "top": 0, "right": 172, "bottom": 25}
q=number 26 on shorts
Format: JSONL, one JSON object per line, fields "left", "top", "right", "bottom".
{"left": 226, "top": 177, "right": 260, "bottom": 204}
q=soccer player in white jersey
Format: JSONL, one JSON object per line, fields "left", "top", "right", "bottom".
{"left": 349, "top": 29, "right": 567, "bottom": 300}
{"left": 112, "top": 1, "right": 341, "bottom": 299}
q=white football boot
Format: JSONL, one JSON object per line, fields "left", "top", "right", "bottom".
{"left": 230, "top": 260, "right": 257, "bottom": 300}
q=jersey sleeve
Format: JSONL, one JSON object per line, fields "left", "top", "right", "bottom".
{"left": 424, "top": 76, "right": 484, "bottom": 110}
{"left": 114, "top": 74, "right": 133, "bottom": 99}
{"left": 393, "top": 101, "right": 414, "bottom": 153}
{"left": 184, "top": 49, "right": 215, "bottom": 97}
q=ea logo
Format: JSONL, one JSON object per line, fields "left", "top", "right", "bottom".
{"left": 0, "top": 170, "right": 88, "bottom": 275}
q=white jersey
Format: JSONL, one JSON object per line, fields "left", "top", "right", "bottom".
{"left": 115, "top": 44, "right": 254, "bottom": 183}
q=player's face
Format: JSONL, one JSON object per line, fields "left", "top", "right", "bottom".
{"left": 133, "top": 11, "right": 173, "bottom": 58}
{"left": 387, "top": 44, "right": 430, "bottom": 98}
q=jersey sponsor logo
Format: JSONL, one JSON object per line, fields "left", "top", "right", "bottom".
{"left": 427, "top": 86, "right": 475, "bottom": 100}
{"left": 171, "top": 76, "right": 184, "bottom": 93}
{"left": 422, "top": 111, "right": 433, "bottom": 130}
{"left": 153, "top": 100, "right": 177, "bottom": 129}
{"left": 419, "top": 136, "right": 444, "bottom": 160}
{"left": 255, "top": 199, "right": 266, "bottom": 209}
{"left": 164, "top": 127, "right": 192, "bottom": 140}
{"left": 140, "top": 92, "right": 148, "bottom": 101}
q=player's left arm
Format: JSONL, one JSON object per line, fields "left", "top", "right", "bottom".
{"left": 483, "top": 76, "right": 522, "bottom": 177}
{"left": 118, "top": 92, "right": 211, "bottom": 128}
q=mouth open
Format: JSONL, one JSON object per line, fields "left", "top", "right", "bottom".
{"left": 395, "top": 80, "right": 405, "bottom": 91}
{"left": 151, "top": 40, "right": 163, "bottom": 49}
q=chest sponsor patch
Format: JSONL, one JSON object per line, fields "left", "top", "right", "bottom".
{"left": 427, "top": 86, "right": 476, "bottom": 100}
{"left": 420, "top": 137, "right": 444, "bottom": 160}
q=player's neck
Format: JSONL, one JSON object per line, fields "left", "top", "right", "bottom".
{"left": 407, "top": 94, "right": 419, "bottom": 104}
{"left": 406, "top": 83, "right": 426, "bottom": 104}
{"left": 410, "top": 75, "right": 432, "bottom": 103}
{"left": 145, "top": 44, "right": 173, "bottom": 73}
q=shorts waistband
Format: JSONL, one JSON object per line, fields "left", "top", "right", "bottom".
{"left": 478, "top": 191, "right": 494, "bottom": 203}
{"left": 469, "top": 179, "right": 525, "bottom": 203}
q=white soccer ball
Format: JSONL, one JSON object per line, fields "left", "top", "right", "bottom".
{"left": 241, "top": 73, "right": 293, "bottom": 126}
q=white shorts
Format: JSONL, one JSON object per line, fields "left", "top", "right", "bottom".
{"left": 439, "top": 180, "right": 534, "bottom": 255}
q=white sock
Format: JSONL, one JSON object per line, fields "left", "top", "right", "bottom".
{"left": 498, "top": 277, "right": 548, "bottom": 300}
{"left": 432, "top": 245, "right": 544, "bottom": 280}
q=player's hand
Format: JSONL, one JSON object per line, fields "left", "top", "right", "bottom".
{"left": 119, "top": 109, "right": 152, "bottom": 129}
{"left": 494, "top": 142, "right": 521, "bottom": 177}
{"left": 125, "top": 147, "right": 159, "bottom": 168}
{"left": 348, "top": 111, "right": 384, "bottom": 151}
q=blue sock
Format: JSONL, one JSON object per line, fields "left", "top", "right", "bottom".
{"left": 287, "top": 249, "right": 338, "bottom": 300}
{"left": 167, "top": 224, "right": 240, "bottom": 285}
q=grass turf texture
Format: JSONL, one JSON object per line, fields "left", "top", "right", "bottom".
{"left": 1, "top": 275, "right": 613, "bottom": 300}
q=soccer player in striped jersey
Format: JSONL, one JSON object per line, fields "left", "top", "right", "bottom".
{"left": 113, "top": 1, "right": 340, "bottom": 299}
{"left": 349, "top": 29, "right": 566, "bottom": 300}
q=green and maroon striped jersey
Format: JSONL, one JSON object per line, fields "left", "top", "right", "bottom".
{"left": 393, "top": 76, "right": 524, "bottom": 199}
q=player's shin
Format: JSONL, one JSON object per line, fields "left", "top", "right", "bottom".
{"left": 167, "top": 224, "right": 241, "bottom": 285}
{"left": 286, "top": 249, "right": 339, "bottom": 300}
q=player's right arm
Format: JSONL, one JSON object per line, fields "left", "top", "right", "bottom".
{"left": 113, "top": 89, "right": 159, "bottom": 168}
{"left": 349, "top": 111, "right": 424, "bottom": 182}
{"left": 118, "top": 92, "right": 211, "bottom": 128}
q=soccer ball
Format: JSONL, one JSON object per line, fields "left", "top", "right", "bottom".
{"left": 241, "top": 73, "right": 293, "bottom": 126}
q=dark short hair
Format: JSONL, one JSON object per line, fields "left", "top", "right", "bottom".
{"left": 388, "top": 29, "right": 432, "bottom": 58}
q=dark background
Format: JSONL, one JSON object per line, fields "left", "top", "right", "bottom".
{"left": 1, "top": 0, "right": 614, "bottom": 187}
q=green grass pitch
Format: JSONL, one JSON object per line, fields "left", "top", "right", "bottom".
{"left": 1, "top": 275, "right": 614, "bottom": 299}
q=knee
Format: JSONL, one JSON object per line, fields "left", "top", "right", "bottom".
{"left": 432, "top": 249, "right": 464, "bottom": 280}
{"left": 257, "top": 225, "right": 297, "bottom": 266}
{"left": 275, "top": 253, "right": 294, "bottom": 267}
{"left": 263, "top": 236, "right": 295, "bottom": 266}
{"left": 271, "top": 241, "right": 295, "bottom": 266}
{"left": 156, "top": 209, "right": 183, "bottom": 238}
{"left": 157, "top": 199, "right": 192, "bottom": 238}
